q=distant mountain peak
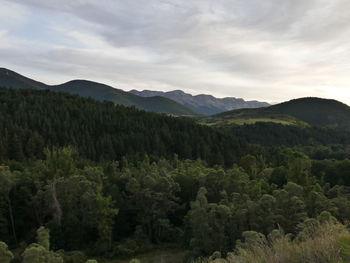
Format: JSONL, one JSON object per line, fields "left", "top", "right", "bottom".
{"left": 129, "top": 89, "right": 269, "bottom": 115}
{"left": 171, "top": 89, "right": 186, "bottom": 94}
{"left": 0, "top": 68, "right": 10, "bottom": 75}
{"left": 0, "top": 68, "right": 198, "bottom": 116}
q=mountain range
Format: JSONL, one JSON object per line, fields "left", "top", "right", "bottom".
{"left": 0, "top": 68, "right": 197, "bottom": 115}
{"left": 130, "top": 89, "right": 270, "bottom": 115}
{"left": 2, "top": 68, "right": 349, "bottom": 130}
{"left": 0, "top": 68, "right": 269, "bottom": 116}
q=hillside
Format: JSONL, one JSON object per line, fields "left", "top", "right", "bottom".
{"left": 0, "top": 68, "right": 198, "bottom": 115}
{"left": 3, "top": 89, "right": 350, "bottom": 263}
{"left": 0, "top": 68, "right": 47, "bottom": 89}
{"left": 130, "top": 89, "right": 269, "bottom": 115}
{"left": 0, "top": 87, "right": 244, "bottom": 165}
{"left": 50, "top": 80, "right": 199, "bottom": 115}
{"left": 205, "top": 97, "right": 350, "bottom": 130}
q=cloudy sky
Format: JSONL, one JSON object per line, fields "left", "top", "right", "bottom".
{"left": 1, "top": 0, "right": 350, "bottom": 104}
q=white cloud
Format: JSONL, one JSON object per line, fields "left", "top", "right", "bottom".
{"left": 0, "top": 1, "right": 28, "bottom": 27}
{"left": 2, "top": 0, "right": 350, "bottom": 104}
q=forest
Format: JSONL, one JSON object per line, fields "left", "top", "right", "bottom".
{"left": 2, "top": 88, "right": 350, "bottom": 262}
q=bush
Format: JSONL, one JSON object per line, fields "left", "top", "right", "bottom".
{"left": 194, "top": 222, "right": 350, "bottom": 263}
{"left": 61, "top": 251, "right": 87, "bottom": 263}
{"left": 113, "top": 238, "right": 152, "bottom": 257}
{"left": 0, "top": 241, "right": 14, "bottom": 263}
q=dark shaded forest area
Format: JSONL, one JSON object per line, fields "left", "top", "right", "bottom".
{"left": 2, "top": 88, "right": 350, "bottom": 262}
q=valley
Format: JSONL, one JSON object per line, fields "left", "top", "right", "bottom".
{"left": 1, "top": 85, "right": 350, "bottom": 263}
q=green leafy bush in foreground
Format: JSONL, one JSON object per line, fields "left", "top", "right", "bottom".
{"left": 0, "top": 227, "right": 97, "bottom": 263}
{"left": 195, "top": 221, "right": 350, "bottom": 263}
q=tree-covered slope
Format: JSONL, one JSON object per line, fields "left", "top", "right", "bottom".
{"left": 0, "top": 87, "right": 245, "bottom": 165}
{"left": 51, "top": 80, "right": 199, "bottom": 115}
{"left": 0, "top": 68, "right": 47, "bottom": 90}
{"left": 0, "top": 68, "right": 198, "bottom": 115}
{"left": 3, "top": 90, "right": 350, "bottom": 263}
{"left": 212, "top": 97, "right": 350, "bottom": 130}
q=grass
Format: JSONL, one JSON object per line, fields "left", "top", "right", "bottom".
{"left": 199, "top": 117, "right": 309, "bottom": 127}
{"left": 194, "top": 222, "right": 350, "bottom": 263}
{"left": 206, "top": 118, "right": 296, "bottom": 126}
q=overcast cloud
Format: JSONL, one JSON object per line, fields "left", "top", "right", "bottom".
{"left": 1, "top": 0, "right": 350, "bottom": 103}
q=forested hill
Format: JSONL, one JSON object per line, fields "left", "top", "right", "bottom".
{"left": 51, "top": 80, "right": 199, "bottom": 115}
{"left": 0, "top": 87, "right": 247, "bottom": 166}
{"left": 0, "top": 68, "right": 198, "bottom": 115}
{"left": 215, "top": 97, "right": 350, "bottom": 130}
{"left": 0, "top": 68, "right": 47, "bottom": 89}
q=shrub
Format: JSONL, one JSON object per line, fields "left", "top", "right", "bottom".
{"left": 0, "top": 241, "right": 14, "bottom": 263}
{"left": 194, "top": 222, "right": 350, "bottom": 263}
{"left": 62, "top": 251, "right": 87, "bottom": 263}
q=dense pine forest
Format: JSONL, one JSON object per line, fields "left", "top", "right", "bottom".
{"left": 0, "top": 88, "right": 249, "bottom": 166}
{"left": 2, "top": 88, "right": 350, "bottom": 262}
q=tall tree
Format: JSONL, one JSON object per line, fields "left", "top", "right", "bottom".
{"left": 0, "top": 167, "right": 17, "bottom": 244}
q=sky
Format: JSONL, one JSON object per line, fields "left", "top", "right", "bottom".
{"left": 1, "top": 0, "right": 350, "bottom": 104}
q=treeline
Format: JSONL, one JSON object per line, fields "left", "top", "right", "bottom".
{"left": 2, "top": 147, "right": 350, "bottom": 261}
{"left": 0, "top": 88, "right": 252, "bottom": 166}
{"left": 230, "top": 122, "right": 350, "bottom": 147}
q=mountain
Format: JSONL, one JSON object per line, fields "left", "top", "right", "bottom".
{"left": 0, "top": 68, "right": 198, "bottom": 115}
{"left": 129, "top": 89, "right": 270, "bottom": 115}
{"left": 0, "top": 68, "right": 47, "bottom": 90}
{"left": 50, "top": 80, "right": 199, "bottom": 115}
{"left": 207, "top": 97, "right": 350, "bottom": 130}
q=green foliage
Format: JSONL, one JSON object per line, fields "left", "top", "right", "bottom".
{"left": 201, "top": 116, "right": 306, "bottom": 127}
{"left": 22, "top": 244, "right": 47, "bottom": 263}
{"left": 234, "top": 222, "right": 350, "bottom": 263}
{"left": 3, "top": 86, "right": 350, "bottom": 261}
{"left": 22, "top": 227, "right": 63, "bottom": 263}
{"left": 22, "top": 243, "right": 63, "bottom": 263}
{"left": 214, "top": 97, "right": 350, "bottom": 130}
{"left": 0, "top": 241, "right": 14, "bottom": 263}
{"left": 3, "top": 148, "right": 350, "bottom": 259}
{"left": 338, "top": 234, "right": 350, "bottom": 261}
{"left": 187, "top": 187, "right": 232, "bottom": 255}
{"left": 197, "top": 222, "right": 350, "bottom": 263}
{"left": 37, "top": 226, "right": 50, "bottom": 250}
{"left": 0, "top": 87, "right": 244, "bottom": 166}
{"left": 32, "top": 148, "right": 118, "bottom": 251}
{"left": 239, "top": 155, "right": 257, "bottom": 176}
{"left": 228, "top": 122, "right": 350, "bottom": 149}
{"left": 61, "top": 251, "right": 87, "bottom": 263}
{"left": 241, "top": 231, "right": 265, "bottom": 247}
{"left": 0, "top": 166, "right": 17, "bottom": 244}
{"left": 208, "top": 251, "right": 221, "bottom": 261}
